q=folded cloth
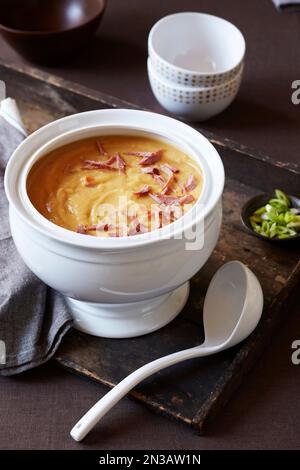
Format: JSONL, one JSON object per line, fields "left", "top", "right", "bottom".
{"left": 0, "top": 98, "right": 73, "bottom": 376}
{"left": 272, "top": 0, "right": 300, "bottom": 10}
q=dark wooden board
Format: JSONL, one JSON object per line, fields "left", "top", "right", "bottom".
{"left": 1, "top": 60, "right": 299, "bottom": 433}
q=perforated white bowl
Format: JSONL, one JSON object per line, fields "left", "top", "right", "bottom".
{"left": 148, "top": 12, "right": 245, "bottom": 88}
{"left": 148, "top": 57, "right": 243, "bottom": 121}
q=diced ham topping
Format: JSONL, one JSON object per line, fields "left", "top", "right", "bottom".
{"left": 82, "top": 158, "right": 118, "bottom": 171}
{"left": 149, "top": 193, "right": 194, "bottom": 206}
{"left": 139, "top": 153, "right": 162, "bottom": 165}
{"left": 149, "top": 194, "right": 180, "bottom": 205}
{"left": 139, "top": 223, "right": 149, "bottom": 233}
{"left": 82, "top": 153, "right": 126, "bottom": 174}
{"left": 141, "top": 167, "right": 160, "bottom": 175}
{"left": 128, "top": 218, "right": 149, "bottom": 236}
{"left": 185, "top": 175, "right": 198, "bottom": 192}
{"left": 77, "top": 224, "right": 88, "bottom": 234}
{"left": 154, "top": 174, "right": 166, "bottom": 187}
{"left": 96, "top": 140, "right": 107, "bottom": 155}
{"left": 179, "top": 194, "right": 195, "bottom": 204}
{"left": 141, "top": 166, "right": 165, "bottom": 186}
{"left": 161, "top": 173, "right": 174, "bottom": 194}
{"left": 105, "top": 155, "right": 117, "bottom": 165}
{"left": 161, "top": 180, "right": 174, "bottom": 195}
{"left": 160, "top": 163, "right": 179, "bottom": 176}
{"left": 115, "top": 153, "right": 126, "bottom": 174}
{"left": 126, "top": 150, "right": 163, "bottom": 165}
{"left": 160, "top": 163, "right": 179, "bottom": 194}
{"left": 95, "top": 223, "right": 114, "bottom": 232}
{"left": 77, "top": 223, "right": 114, "bottom": 234}
{"left": 177, "top": 180, "right": 186, "bottom": 196}
{"left": 128, "top": 223, "right": 139, "bottom": 236}
{"left": 134, "top": 184, "right": 151, "bottom": 196}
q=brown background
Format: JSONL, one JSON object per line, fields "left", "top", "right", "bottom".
{"left": 0, "top": 0, "right": 299, "bottom": 449}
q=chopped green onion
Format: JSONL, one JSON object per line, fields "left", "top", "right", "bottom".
{"left": 287, "top": 221, "right": 300, "bottom": 230}
{"left": 248, "top": 189, "right": 299, "bottom": 240}
{"left": 269, "top": 199, "right": 288, "bottom": 212}
{"left": 275, "top": 189, "right": 291, "bottom": 207}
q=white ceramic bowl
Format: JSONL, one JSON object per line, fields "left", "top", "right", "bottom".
{"left": 148, "top": 12, "right": 245, "bottom": 88}
{"left": 4, "top": 109, "right": 224, "bottom": 338}
{"left": 148, "top": 57, "right": 243, "bottom": 121}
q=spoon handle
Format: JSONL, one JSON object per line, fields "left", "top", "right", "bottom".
{"left": 70, "top": 344, "right": 218, "bottom": 441}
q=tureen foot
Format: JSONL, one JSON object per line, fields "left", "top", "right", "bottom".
{"left": 65, "top": 282, "right": 190, "bottom": 338}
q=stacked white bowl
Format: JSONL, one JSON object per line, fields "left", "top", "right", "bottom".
{"left": 148, "top": 12, "right": 245, "bottom": 121}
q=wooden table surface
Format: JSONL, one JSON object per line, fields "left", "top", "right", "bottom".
{"left": 0, "top": 0, "right": 299, "bottom": 450}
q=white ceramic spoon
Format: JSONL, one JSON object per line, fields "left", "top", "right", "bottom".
{"left": 70, "top": 260, "right": 263, "bottom": 442}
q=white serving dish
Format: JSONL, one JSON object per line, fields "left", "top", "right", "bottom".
{"left": 148, "top": 57, "right": 243, "bottom": 121}
{"left": 4, "top": 109, "right": 224, "bottom": 338}
{"left": 148, "top": 12, "right": 245, "bottom": 88}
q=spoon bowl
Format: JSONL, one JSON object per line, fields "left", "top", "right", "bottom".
{"left": 203, "top": 261, "right": 263, "bottom": 348}
{"left": 70, "top": 261, "right": 263, "bottom": 442}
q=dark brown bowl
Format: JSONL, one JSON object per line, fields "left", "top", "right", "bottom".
{"left": 0, "top": 0, "right": 107, "bottom": 65}
{"left": 241, "top": 192, "right": 300, "bottom": 244}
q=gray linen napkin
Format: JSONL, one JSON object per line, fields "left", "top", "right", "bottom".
{"left": 0, "top": 109, "right": 73, "bottom": 376}
{"left": 272, "top": 0, "right": 300, "bottom": 11}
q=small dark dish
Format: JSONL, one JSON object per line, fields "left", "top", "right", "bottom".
{"left": 0, "top": 0, "right": 106, "bottom": 65}
{"left": 241, "top": 192, "right": 300, "bottom": 243}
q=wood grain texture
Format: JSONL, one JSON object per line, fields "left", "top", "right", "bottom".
{"left": 1, "top": 60, "right": 299, "bottom": 433}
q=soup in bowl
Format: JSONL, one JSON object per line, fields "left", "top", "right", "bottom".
{"left": 27, "top": 134, "right": 203, "bottom": 238}
{"left": 5, "top": 109, "right": 224, "bottom": 338}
